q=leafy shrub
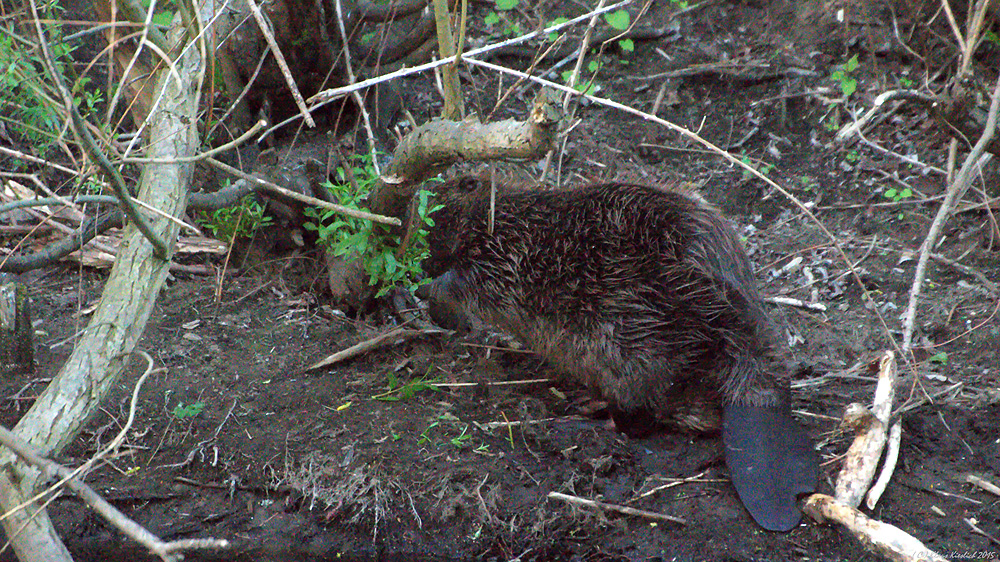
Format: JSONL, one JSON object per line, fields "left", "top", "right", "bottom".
{"left": 304, "top": 154, "right": 442, "bottom": 297}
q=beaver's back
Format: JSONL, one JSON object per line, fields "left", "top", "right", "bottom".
{"left": 425, "top": 178, "right": 782, "bottom": 411}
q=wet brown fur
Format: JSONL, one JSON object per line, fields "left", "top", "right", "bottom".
{"left": 422, "top": 175, "right": 792, "bottom": 434}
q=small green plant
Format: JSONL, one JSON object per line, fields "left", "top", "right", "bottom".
{"left": 449, "top": 425, "right": 473, "bottom": 448}
{"left": 417, "top": 420, "right": 439, "bottom": 445}
{"left": 304, "top": 153, "right": 442, "bottom": 297}
{"left": 417, "top": 414, "right": 478, "bottom": 449}
{"left": 845, "top": 149, "right": 860, "bottom": 163}
{"left": 604, "top": 9, "right": 634, "bottom": 52}
{"left": 984, "top": 30, "right": 999, "bottom": 48}
{"left": 196, "top": 193, "right": 273, "bottom": 241}
{"left": 560, "top": 70, "right": 597, "bottom": 95}
{"left": 172, "top": 401, "right": 205, "bottom": 419}
{"left": 883, "top": 187, "right": 913, "bottom": 202}
{"left": 928, "top": 352, "right": 948, "bottom": 366}
{"left": 0, "top": 4, "right": 105, "bottom": 153}
{"left": 139, "top": 0, "right": 176, "bottom": 28}
{"left": 547, "top": 17, "right": 570, "bottom": 41}
{"left": 799, "top": 175, "right": 818, "bottom": 192}
{"left": 670, "top": 0, "right": 690, "bottom": 8}
{"left": 898, "top": 76, "right": 914, "bottom": 88}
{"left": 830, "top": 54, "right": 859, "bottom": 97}
{"left": 883, "top": 186, "right": 913, "bottom": 219}
{"left": 373, "top": 371, "right": 440, "bottom": 401}
{"left": 484, "top": 0, "right": 521, "bottom": 36}
{"left": 740, "top": 154, "right": 775, "bottom": 180}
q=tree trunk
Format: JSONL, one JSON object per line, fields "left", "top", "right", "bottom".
{"left": 0, "top": 24, "right": 203, "bottom": 561}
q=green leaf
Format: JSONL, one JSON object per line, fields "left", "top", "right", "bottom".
{"left": 384, "top": 253, "right": 398, "bottom": 275}
{"left": 548, "top": 17, "right": 569, "bottom": 41}
{"left": 587, "top": 59, "right": 599, "bottom": 73}
{"left": 604, "top": 9, "right": 630, "bottom": 30}
{"left": 618, "top": 38, "right": 634, "bottom": 52}
{"left": 899, "top": 188, "right": 912, "bottom": 199}
{"left": 172, "top": 401, "right": 205, "bottom": 419}
{"left": 152, "top": 10, "right": 173, "bottom": 28}
{"left": 845, "top": 54, "right": 859, "bottom": 72}
{"left": 883, "top": 188, "right": 898, "bottom": 199}
{"left": 495, "top": 0, "right": 518, "bottom": 10}
{"left": 841, "top": 77, "right": 856, "bottom": 97}
{"left": 484, "top": 11, "right": 500, "bottom": 26}
{"left": 928, "top": 352, "right": 948, "bottom": 365}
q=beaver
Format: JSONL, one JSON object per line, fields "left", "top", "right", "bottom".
{"left": 420, "top": 175, "right": 817, "bottom": 532}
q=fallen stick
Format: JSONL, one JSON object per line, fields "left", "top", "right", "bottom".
{"left": 836, "top": 351, "right": 897, "bottom": 508}
{"left": 965, "top": 474, "right": 1000, "bottom": 497}
{"left": 866, "top": 419, "right": 902, "bottom": 509}
{"left": 804, "top": 494, "right": 947, "bottom": 562}
{"left": 547, "top": 491, "right": 686, "bottom": 525}
{"left": 633, "top": 471, "right": 712, "bottom": 501}
{"left": 306, "top": 327, "right": 441, "bottom": 371}
{"left": 765, "top": 295, "right": 828, "bottom": 311}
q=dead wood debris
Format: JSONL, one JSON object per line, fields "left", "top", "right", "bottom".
{"left": 804, "top": 494, "right": 948, "bottom": 562}
{"left": 835, "top": 351, "right": 897, "bottom": 508}
{"left": 807, "top": 350, "right": 948, "bottom": 562}
{"left": 547, "top": 491, "right": 687, "bottom": 525}
{"left": 965, "top": 474, "right": 1000, "bottom": 497}
{"left": 306, "top": 326, "right": 442, "bottom": 371}
{"left": 0, "top": 354, "right": 229, "bottom": 561}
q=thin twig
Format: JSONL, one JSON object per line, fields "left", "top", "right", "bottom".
{"left": 0, "top": 147, "right": 79, "bottom": 176}
{"left": 335, "top": 0, "right": 381, "bottom": 174}
{"left": 204, "top": 157, "right": 400, "bottom": 225}
{"left": 965, "top": 474, "right": 1000, "bottom": 497}
{"left": 548, "top": 491, "right": 686, "bottom": 525}
{"left": 125, "top": 119, "right": 268, "bottom": 163}
{"left": 306, "top": 326, "right": 442, "bottom": 371}
{"left": 764, "top": 296, "right": 828, "bottom": 311}
{"left": 244, "top": 0, "right": 315, "bottom": 128}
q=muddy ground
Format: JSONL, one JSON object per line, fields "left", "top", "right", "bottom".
{"left": 5, "top": 0, "right": 1000, "bottom": 560}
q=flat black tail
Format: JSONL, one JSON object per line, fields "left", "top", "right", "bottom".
{"left": 723, "top": 402, "right": 817, "bottom": 531}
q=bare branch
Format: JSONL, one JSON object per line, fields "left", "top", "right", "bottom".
{"left": 902, "top": 73, "right": 1000, "bottom": 351}
{"left": 205, "top": 157, "right": 401, "bottom": 225}
{"left": 245, "top": 0, "right": 316, "bottom": 128}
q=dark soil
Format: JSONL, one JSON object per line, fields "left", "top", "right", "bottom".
{"left": 6, "top": 0, "right": 1000, "bottom": 560}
